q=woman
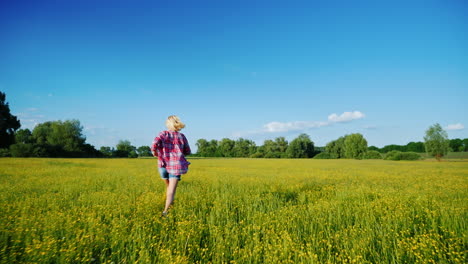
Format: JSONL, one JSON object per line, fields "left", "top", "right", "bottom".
{"left": 151, "top": 115, "right": 191, "bottom": 216}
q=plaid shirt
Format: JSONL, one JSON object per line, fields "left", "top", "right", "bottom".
{"left": 151, "top": 130, "right": 191, "bottom": 175}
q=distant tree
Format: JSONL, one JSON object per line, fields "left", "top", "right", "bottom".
{"left": 15, "top": 129, "right": 33, "bottom": 144}
{"left": 10, "top": 143, "right": 35, "bottom": 157}
{"left": 286, "top": 133, "right": 314, "bottom": 158}
{"left": 424, "top": 123, "right": 449, "bottom": 161}
{"left": 196, "top": 139, "right": 209, "bottom": 156}
{"left": 253, "top": 145, "right": 266, "bottom": 158}
{"left": 362, "top": 150, "right": 382, "bottom": 159}
{"left": 463, "top": 138, "right": 468, "bottom": 152}
{"left": 384, "top": 150, "right": 421, "bottom": 161}
{"left": 49, "top": 120, "right": 86, "bottom": 153}
{"left": 218, "top": 138, "right": 235, "bottom": 157}
{"left": 380, "top": 144, "right": 406, "bottom": 153}
{"left": 233, "top": 138, "right": 256, "bottom": 157}
{"left": 275, "top": 137, "right": 288, "bottom": 153}
{"left": 449, "top": 138, "right": 463, "bottom": 152}
{"left": 81, "top": 143, "right": 101, "bottom": 157}
{"left": 263, "top": 139, "right": 277, "bottom": 155}
{"left": 32, "top": 121, "right": 53, "bottom": 145}
{"left": 0, "top": 92, "right": 21, "bottom": 148}
{"left": 325, "top": 136, "right": 346, "bottom": 158}
{"left": 100, "top": 146, "right": 114, "bottom": 157}
{"left": 208, "top": 139, "right": 220, "bottom": 157}
{"left": 128, "top": 150, "right": 138, "bottom": 158}
{"left": 31, "top": 120, "right": 87, "bottom": 157}
{"left": 406, "top": 141, "right": 425, "bottom": 152}
{"left": 137, "top": 146, "right": 152, "bottom": 157}
{"left": 116, "top": 140, "right": 136, "bottom": 158}
{"left": 0, "top": 148, "right": 10, "bottom": 157}
{"left": 368, "top": 146, "right": 380, "bottom": 152}
{"left": 344, "top": 133, "right": 368, "bottom": 159}
{"left": 257, "top": 137, "right": 289, "bottom": 158}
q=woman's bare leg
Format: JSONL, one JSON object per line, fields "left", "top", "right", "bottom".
{"left": 163, "top": 178, "right": 179, "bottom": 213}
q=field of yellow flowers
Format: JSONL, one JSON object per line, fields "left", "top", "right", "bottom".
{"left": 0, "top": 158, "right": 466, "bottom": 263}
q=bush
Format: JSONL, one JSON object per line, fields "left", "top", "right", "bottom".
{"left": 0, "top": 148, "right": 10, "bottom": 157}
{"left": 264, "top": 152, "right": 282, "bottom": 158}
{"left": 9, "top": 143, "right": 35, "bottom": 157}
{"left": 250, "top": 152, "right": 264, "bottom": 158}
{"left": 362, "top": 150, "right": 382, "bottom": 159}
{"left": 384, "top": 150, "right": 421, "bottom": 161}
{"left": 313, "top": 152, "right": 334, "bottom": 159}
{"left": 384, "top": 150, "right": 401, "bottom": 160}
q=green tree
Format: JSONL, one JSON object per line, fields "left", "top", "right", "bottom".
{"left": 0, "top": 92, "right": 21, "bottom": 148}
{"left": 137, "top": 146, "right": 152, "bottom": 157}
{"left": 424, "top": 123, "right": 449, "bottom": 161}
{"left": 100, "top": 146, "right": 114, "bottom": 157}
{"left": 344, "top": 133, "right": 368, "bottom": 159}
{"left": 10, "top": 143, "right": 35, "bottom": 157}
{"left": 207, "top": 139, "right": 220, "bottom": 157}
{"left": 196, "top": 139, "right": 209, "bottom": 156}
{"left": 32, "top": 121, "right": 53, "bottom": 145}
{"left": 263, "top": 139, "right": 277, "bottom": 154}
{"left": 49, "top": 120, "right": 86, "bottom": 153}
{"left": 325, "top": 136, "right": 346, "bottom": 158}
{"left": 406, "top": 141, "right": 425, "bottom": 152}
{"left": 275, "top": 137, "right": 288, "bottom": 153}
{"left": 362, "top": 150, "right": 382, "bottom": 159}
{"left": 286, "top": 133, "right": 314, "bottom": 158}
{"left": 262, "top": 139, "right": 281, "bottom": 158}
{"left": 80, "top": 143, "right": 100, "bottom": 157}
{"left": 449, "top": 138, "right": 463, "bottom": 152}
{"left": 463, "top": 138, "right": 468, "bottom": 152}
{"left": 380, "top": 144, "right": 406, "bottom": 153}
{"left": 233, "top": 138, "right": 256, "bottom": 157}
{"left": 116, "top": 140, "right": 136, "bottom": 158}
{"left": 219, "top": 138, "right": 235, "bottom": 157}
{"left": 15, "top": 129, "right": 33, "bottom": 144}
{"left": 368, "top": 146, "right": 380, "bottom": 152}
{"left": 31, "top": 120, "right": 87, "bottom": 157}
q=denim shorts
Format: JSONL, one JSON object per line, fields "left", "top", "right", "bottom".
{"left": 158, "top": 167, "right": 181, "bottom": 181}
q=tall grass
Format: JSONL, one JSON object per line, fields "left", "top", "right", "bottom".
{"left": 0, "top": 158, "right": 466, "bottom": 263}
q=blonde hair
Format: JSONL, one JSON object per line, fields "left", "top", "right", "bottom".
{"left": 166, "top": 115, "right": 185, "bottom": 131}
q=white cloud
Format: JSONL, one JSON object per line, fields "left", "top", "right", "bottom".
{"left": 446, "top": 123, "right": 464, "bottom": 131}
{"left": 328, "top": 111, "right": 365, "bottom": 123}
{"left": 258, "top": 111, "right": 365, "bottom": 134}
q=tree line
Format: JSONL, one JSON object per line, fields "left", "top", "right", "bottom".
{"left": 3, "top": 122, "right": 153, "bottom": 158}
{"left": 367, "top": 138, "right": 468, "bottom": 153}
{"left": 195, "top": 134, "right": 319, "bottom": 158}
{"left": 196, "top": 133, "right": 372, "bottom": 159}
{"left": 195, "top": 125, "right": 464, "bottom": 161}
{"left": 1, "top": 92, "right": 466, "bottom": 159}
{"left": 0, "top": 92, "right": 152, "bottom": 158}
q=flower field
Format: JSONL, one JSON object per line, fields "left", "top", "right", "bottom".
{"left": 0, "top": 158, "right": 467, "bottom": 263}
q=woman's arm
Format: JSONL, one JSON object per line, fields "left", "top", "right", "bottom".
{"left": 182, "top": 134, "right": 191, "bottom": 155}
{"left": 151, "top": 133, "right": 162, "bottom": 157}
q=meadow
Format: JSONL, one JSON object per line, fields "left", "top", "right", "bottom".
{"left": 0, "top": 158, "right": 466, "bottom": 263}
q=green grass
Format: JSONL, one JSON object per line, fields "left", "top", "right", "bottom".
{"left": 0, "top": 158, "right": 467, "bottom": 263}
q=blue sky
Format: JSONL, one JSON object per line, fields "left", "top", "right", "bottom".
{"left": 1, "top": 0, "right": 467, "bottom": 150}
